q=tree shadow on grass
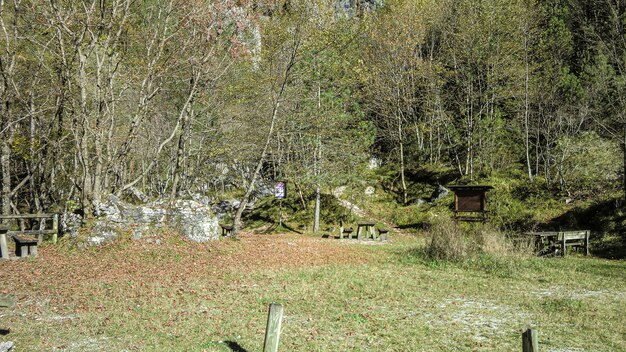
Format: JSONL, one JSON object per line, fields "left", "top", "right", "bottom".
{"left": 542, "top": 198, "right": 626, "bottom": 259}
{"left": 224, "top": 341, "right": 248, "bottom": 352}
{"left": 394, "top": 222, "right": 428, "bottom": 230}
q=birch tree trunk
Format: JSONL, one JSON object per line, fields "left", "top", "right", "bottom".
{"left": 233, "top": 33, "right": 300, "bottom": 236}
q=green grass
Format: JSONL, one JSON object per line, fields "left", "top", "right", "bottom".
{"left": 2, "top": 235, "right": 626, "bottom": 351}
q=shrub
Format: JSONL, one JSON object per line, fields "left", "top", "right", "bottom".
{"left": 425, "top": 218, "right": 519, "bottom": 263}
{"left": 426, "top": 218, "right": 468, "bottom": 262}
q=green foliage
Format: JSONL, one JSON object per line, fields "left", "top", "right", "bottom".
{"left": 245, "top": 189, "right": 349, "bottom": 233}
{"left": 553, "top": 131, "right": 621, "bottom": 197}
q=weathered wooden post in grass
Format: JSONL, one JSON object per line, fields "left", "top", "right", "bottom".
{"left": 522, "top": 328, "right": 539, "bottom": 352}
{"left": 0, "top": 225, "right": 9, "bottom": 260}
{"left": 52, "top": 213, "right": 59, "bottom": 244}
{"left": 263, "top": 303, "right": 284, "bottom": 352}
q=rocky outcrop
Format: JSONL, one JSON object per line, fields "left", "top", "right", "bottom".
{"left": 87, "top": 195, "right": 219, "bottom": 245}
{"left": 429, "top": 185, "right": 450, "bottom": 203}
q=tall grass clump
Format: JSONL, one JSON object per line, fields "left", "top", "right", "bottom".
{"left": 425, "top": 217, "right": 523, "bottom": 264}
{"left": 426, "top": 218, "right": 468, "bottom": 262}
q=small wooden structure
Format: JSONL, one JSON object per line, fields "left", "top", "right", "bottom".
{"left": 0, "top": 225, "right": 9, "bottom": 259}
{"left": 13, "top": 235, "right": 38, "bottom": 258}
{"left": 0, "top": 213, "right": 59, "bottom": 244}
{"left": 220, "top": 225, "right": 233, "bottom": 237}
{"left": 356, "top": 222, "right": 376, "bottom": 240}
{"left": 448, "top": 185, "right": 494, "bottom": 222}
{"left": 527, "top": 230, "right": 590, "bottom": 256}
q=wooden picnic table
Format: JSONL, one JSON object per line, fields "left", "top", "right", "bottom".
{"left": 526, "top": 230, "right": 590, "bottom": 256}
{"left": 356, "top": 222, "right": 376, "bottom": 240}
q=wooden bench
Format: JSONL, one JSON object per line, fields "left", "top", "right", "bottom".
{"left": 377, "top": 228, "right": 389, "bottom": 241}
{"left": 13, "top": 235, "right": 38, "bottom": 258}
{"left": 528, "top": 230, "right": 590, "bottom": 256}
{"left": 339, "top": 227, "right": 354, "bottom": 239}
{"left": 356, "top": 222, "right": 376, "bottom": 240}
{"left": 220, "top": 225, "right": 233, "bottom": 237}
{"left": 558, "top": 230, "right": 590, "bottom": 256}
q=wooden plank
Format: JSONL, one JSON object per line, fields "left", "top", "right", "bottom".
{"left": 52, "top": 214, "right": 59, "bottom": 244}
{"left": 0, "top": 214, "right": 57, "bottom": 219}
{"left": 562, "top": 232, "right": 587, "bottom": 240}
{"left": 0, "top": 295, "right": 15, "bottom": 308}
{"left": 20, "top": 245, "right": 28, "bottom": 258}
{"left": 0, "top": 232, "right": 8, "bottom": 260}
{"left": 522, "top": 328, "right": 539, "bottom": 352}
{"left": 30, "top": 244, "right": 38, "bottom": 257}
{"left": 7, "top": 229, "right": 58, "bottom": 235}
{"left": 263, "top": 303, "right": 284, "bottom": 352}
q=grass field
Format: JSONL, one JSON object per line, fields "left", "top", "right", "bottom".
{"left": 1, "top": 231, "right": 625, "bottom": 351}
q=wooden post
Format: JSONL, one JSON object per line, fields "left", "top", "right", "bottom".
{"left": 522, "top": 328, "right": 539, "bottom": 352}
{"left": 263, "top": 303, "right": 284, "bottom": 352}
{"left": 339, "top": 218, "right": 344, "bottom": 239}
{"left": 584, "top": 231, "right": 590, "bottom": 256}
{"left": 561, "top": 233, "right": 567, "bottom": 257}
{"left": 0, "top": 225, "right": 8, "bottom": 260}
{"left": 52, "top": 214, "right": 59, "bottom": 244}
{"left": 30, "top": 244, "right": 38, "bottom": 257}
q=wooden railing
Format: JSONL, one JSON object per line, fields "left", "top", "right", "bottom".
{"left": 0, "top": 213, "right": 59, "bottom": 244}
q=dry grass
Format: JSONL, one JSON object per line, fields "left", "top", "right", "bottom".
{"left": 426, "top": 218, "right": 526, "bottom": 262}
{"left": 1, "top": 230, "right": 625, "bottom": 351}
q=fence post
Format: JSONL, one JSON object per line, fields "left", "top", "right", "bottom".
{"left": 0, "top": 225, "right": 8, "bottom": 260}
{"left": 522, "top": 328, "right": 539, "bottom": 352}
{"left": 263, "top": 303, "right": 284, "bottom": 352}
{"left": 52, "top": 214, "right": 59, "bottom": 244}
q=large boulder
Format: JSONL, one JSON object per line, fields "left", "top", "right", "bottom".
{"left": 168, "top": 199, "right": 220, "bottom": 242}
{"left": 88, "top": 195, "right": 219, "bottom": 245}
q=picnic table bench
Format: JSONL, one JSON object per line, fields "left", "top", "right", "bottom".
{"left": 377, "top": 228, "right": 390, "bottom": 241}
{"left": 338, "top": 220, "right": 389, "bottom": 241}
{"left": 527, "top": 230, "right": 590, "bottom": 256}
{"left": 220, "top": 225, "right": 233, "bottom": 237}
{"left": 13, "top": 235, "right": 38, "bottom": 258}
{"left": 356, "top": 222, "right": 376, "bottom": 240}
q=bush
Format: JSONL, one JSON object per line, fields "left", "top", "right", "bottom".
{"left": 426, "top": 218, "right": 469, "bottom": 262}
{"left": 425, "top": 218, "right": 517, "bottom": 262}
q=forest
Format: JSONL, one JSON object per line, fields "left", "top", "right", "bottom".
{"left": 3, "top": 1, "right": 626, "bottom": 351}
{"left": 1, "top": 0, "right": 625, "bottom": 237}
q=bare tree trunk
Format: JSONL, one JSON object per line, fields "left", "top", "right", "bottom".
{"left": 313, "top": 83, "right": 322, "bottom": 233}
{"left": 399, "top": 122, "right": 407, "bottom": 204}
{"left": 233, "top": 34, "right": 300, "bottom": 236}
{"left": 623, "top": 124, "right": 626, "bottom": 203}
{"left": 523, "top": 35, "right": 533, "bottom": 181}
{"left": 1, "top": 140, "right": 11, "bottom": 216}
{"left": 396, "top": 86, "right": 408, "bottom": 205}
{"left": 170, "top": 81, "right": 194, "bottom": 202}
{"left": 0, "top": 0, "right": 16, "bottom": 216}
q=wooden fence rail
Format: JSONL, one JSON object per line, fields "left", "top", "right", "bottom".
{"left": 0, "top": 213, "right": 59, "bottom": 244}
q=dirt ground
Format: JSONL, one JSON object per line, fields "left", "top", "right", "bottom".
{"left": 1, "top": 233, "right": 374, "bottom": 300}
